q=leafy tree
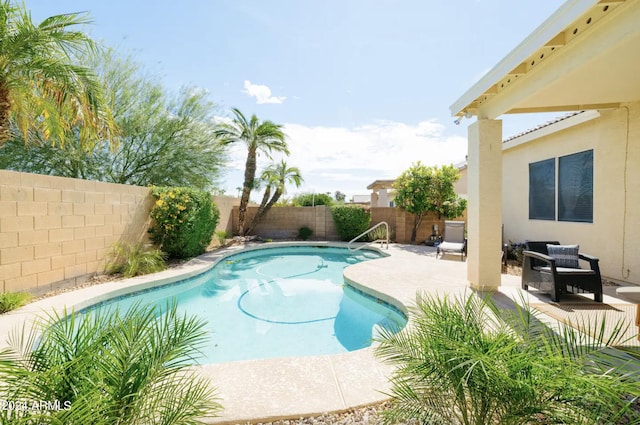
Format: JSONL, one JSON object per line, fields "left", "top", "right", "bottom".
{"left": 0, "top": 302, "right": 222, "bottom": 424}
{"left": 215, "top": 108, "right": 288, "bottom": 236}
{"left": 376, "top": 292, "right": 640, "bottom": 424}
{"left": 245, "top": 160, "right": 303, "bottom": 235}
{"left": 292, "top": 192, "right": 333, "bottom": 207}
{"left": 0, "top": 1, "right": 115, "bottom": 147}
{"left": 393, "top": 162, "right": 467, "bottom": 243}
{"left": 334, "top": 190, "right": 346, "bottom": 203}
{"left": 0, "top": 48, "right": 228, "bottom": 190}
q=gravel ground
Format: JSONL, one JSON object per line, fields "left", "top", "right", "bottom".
{"left": 227, "top": 402, "right": 415, "bottom": 425}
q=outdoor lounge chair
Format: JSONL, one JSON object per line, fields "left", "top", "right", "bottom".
{"left": 436, "top": 221, "right": 466, "bottom": 261}
{"left": 521, "top": 241, "right": 603, "bottom": 303}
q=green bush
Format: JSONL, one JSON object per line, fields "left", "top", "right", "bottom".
{"left": 0, "top": 292, "right": 32, "bottom": 314}
{"left": 104, "top": 241, "right": 167, "bottom": 277}
{"left": 148, "top": 187, "right": 219, "bottom": 259}
{"left": 298, "top": 226, "right": 313, "bottom": 241}
{"left": 215, "top": 230, "right": 228, "bottom": 247}
{"left": 331, "top": 206, "right": 371, "bottom": 241}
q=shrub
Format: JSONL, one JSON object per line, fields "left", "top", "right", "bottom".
{"left": 367, "top": 223, "right": 391, "bottom": 242}
{"left": 215, "top": 230, "right": 228, "bottom": 247}
{"left": 375, "top": 292, "right": 640, "bottom": 424}
{"left": 331, "top": 206, "right": 371, "bottom": 241}
{"left": 104, "top": 241, "right": 167, "bottom": 277}
{"left": 507, "top": 240, "right": 526, "bottom": 265}
{"left": 0, "top": 302, "right": 222, "bottom": 423}
{"left": 0, "top": 292, "right": 32, "bottom": 314}
{"left": 298, "top": 226, "right": 313, "bottom": 241}
{"left": 149, "top": 187, "right": 219, "bottom": 259}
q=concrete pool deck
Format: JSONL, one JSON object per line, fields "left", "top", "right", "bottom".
{"left": 0, "top": 242, "right": 637, "bottom": 424}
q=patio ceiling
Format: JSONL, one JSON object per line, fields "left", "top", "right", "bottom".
{"left": 450, "top": 0, "right": 640, "bottom": 119}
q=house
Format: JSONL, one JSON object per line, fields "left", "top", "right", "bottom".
{"left": 349, "top": 194, "right": 371, "bottom": 206}
{"left": 366, "top": 161, "right": 468, "bottom": 207}
{"left": 450, "top": 0, "right": 640, "bottom": 289}
{"left": 367, "top": 180, "right": 395, "bottom": 207}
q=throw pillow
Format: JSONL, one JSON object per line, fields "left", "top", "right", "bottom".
{"left": 546, "top": 244, "right": 580, "bottom": 268}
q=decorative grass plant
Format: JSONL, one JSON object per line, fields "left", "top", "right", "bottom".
{"left": 105, "top": 241, "right": 167, "bottom": 277}
{"left": 0, "top": 292, "right": 32, "bottom": 314}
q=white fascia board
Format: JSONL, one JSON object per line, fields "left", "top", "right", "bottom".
{"left": 449, "top": 0, "right": 600, "bottom": 118}
{"left": 502, "top": 110, "right": 601, "bottom": 150}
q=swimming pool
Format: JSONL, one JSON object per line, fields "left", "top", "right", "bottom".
{"left": 84, "top": 245, "right": 407, "bottom": 364}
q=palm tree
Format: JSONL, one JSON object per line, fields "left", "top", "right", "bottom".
{"left": 0, "top": 1, "right": 115, "bottom": 147}
{"left": 245, "top": 159, "right": 303, "bottom": 235}
{"left": 215, "top": 108, "right": 288, "bottom": 235}
{"left": 0, "top": 302, "right": 221, "bottom": 424}
{"left": 375, "top": 292, "right": 640, "bottom": 424}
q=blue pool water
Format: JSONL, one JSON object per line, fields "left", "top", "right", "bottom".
{"left": 84, "top": 246, "right": 407, "bottom": 364}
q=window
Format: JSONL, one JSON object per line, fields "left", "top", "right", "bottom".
{"left": 529, "top": 158, "right": 555, "bottom": 220}
{"left": 528, "top": 150, "right": 593, "bottom": 223}
{"left": 558, "top": 150, "right": 593, "bottom": 222}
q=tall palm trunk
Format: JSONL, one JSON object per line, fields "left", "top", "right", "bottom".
{"left": 0, "top": 83, "right": 11, "bottom": 145}
{"left": 237, "top": 147, "right": 257, "bottom": 236}
{"left": 245, "top": 187, "right": 282, "bottom": 236}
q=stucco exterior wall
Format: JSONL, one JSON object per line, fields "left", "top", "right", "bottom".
{"left": 502, "top": 103, "right": 640, "bottom": 284}
{"left": 213, "top": 195, "right": 240, "bottom": 235}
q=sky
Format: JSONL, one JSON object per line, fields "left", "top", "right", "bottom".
{"left": 28, "top": 1, "right": 564, "bottom": 200}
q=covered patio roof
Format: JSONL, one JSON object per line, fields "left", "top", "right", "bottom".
{"left": 450, "top": 0, "right": 640, "bottom": 119}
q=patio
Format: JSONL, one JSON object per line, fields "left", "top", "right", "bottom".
{"left": 195, "top": 243, "right": 640, "bottom": 423}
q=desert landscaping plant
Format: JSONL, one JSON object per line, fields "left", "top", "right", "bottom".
{"left": 245, "top": 160, "right": 303, "bottom": 235}
{"left": 214, "top": 230, "right": 228, "bottom": 247}
{"left": 0, "top": 1, "right": 115, "bottom": 147}
{"left": 149, "top": 186, "right": 219, "bottom": 259}
{"left": 104, "top": 241, "right": 167, "bottom": 277}
{"left": 0, "top": 292, "right": 32, "bottom": 314}
{"left": 375, "top": 292, "right": 640, "bottom": 425}
{"left": 298, "top": 226, "right": 313, "bottom": 241}
{"left": 0, "top": 302, "right": 221, "bottom": 424}
{"left": 214, "top": 108, "right": 289, "bottom": 236}
{"left": 331, "top": 205, "right": 371, "bottom": 241}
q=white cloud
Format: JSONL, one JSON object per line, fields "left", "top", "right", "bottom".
{"left": 243, "top": 80, "right": 286, "bottom": 104}
{"left": 221, "top": 119, "right": 468, "bottom": 199}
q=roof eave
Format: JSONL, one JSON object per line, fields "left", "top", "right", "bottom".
{"left": 449, "top": 0, "right": 600, "bottom": 118}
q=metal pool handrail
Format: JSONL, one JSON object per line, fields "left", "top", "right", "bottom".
{"left": 348, "top": 221, "right": 389, "bottom": 252}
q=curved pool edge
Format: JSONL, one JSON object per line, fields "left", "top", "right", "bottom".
{"left": 0, "top": 241, "right": 407, "bottom": 424}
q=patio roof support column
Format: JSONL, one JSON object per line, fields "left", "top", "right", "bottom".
{"left": 467, "top": 118, "right": 503, "bottom": 291}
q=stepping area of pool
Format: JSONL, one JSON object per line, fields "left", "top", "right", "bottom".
{"left": 0, "top": 242, "right": 637, "bottom": 424}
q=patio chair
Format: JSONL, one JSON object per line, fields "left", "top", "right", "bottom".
{"left": 521, "top": 241, "right": 603, "bottom": 303}
{"left": 436, "top": 221, "right": 466, "bottom": 261}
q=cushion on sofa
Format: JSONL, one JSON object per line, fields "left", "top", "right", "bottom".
{"left": 546, "top": 244, "right": 579, "bottom": 268}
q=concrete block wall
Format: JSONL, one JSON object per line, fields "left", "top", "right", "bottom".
{"left": 0, "top": 170, "right": 153, "bottom": 295}
{"left": 0, "top": 171, "right": 240, "bottom": 295}
{"left": 235, "top": 205, "right": 461, "bottom": 244}
{"left": 234, "top": 206, "right": 338, "bottom": 240}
